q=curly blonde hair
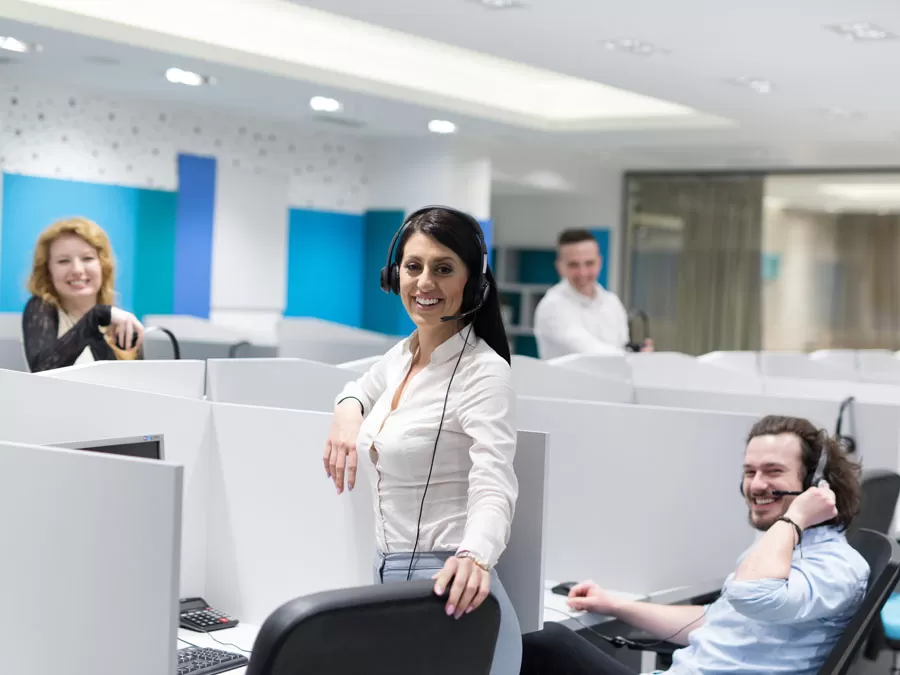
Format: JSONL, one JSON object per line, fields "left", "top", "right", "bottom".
{"left": 27, "top": 217, "right": 116, "bottom": 308}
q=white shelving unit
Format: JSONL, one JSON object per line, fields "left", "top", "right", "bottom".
{"left": 493, "top": 247, "right": 552, "bottom": 339}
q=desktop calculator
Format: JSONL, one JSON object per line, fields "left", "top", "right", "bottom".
{"left": 179, "top": 597, "right": 239, "bottom": 632}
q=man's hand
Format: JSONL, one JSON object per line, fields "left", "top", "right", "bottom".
{"left": 784, "top": 481, "right": 838, "bottom": 531}
{"left": 640, "top": 338, "right": 655, "bottom": 353}
{"left": 566, "top": 581, "right": 624, "bottom": 616}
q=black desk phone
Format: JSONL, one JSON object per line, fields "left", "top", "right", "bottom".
{"left": 179, "top": 597, "right": 239, "bottom": 632}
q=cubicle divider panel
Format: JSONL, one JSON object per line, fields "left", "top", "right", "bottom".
{"left": 763, "top": 376, "right": 900, "bottom": 405}
{"left": 207, "top": 402, "right": 550, "bottom": 634}
{"left": 512, "top": 355, "right": 634, "bottom": 403}
{"left": 760, "top": 352, "right": 860, "bottom": 381}
{"left": 0, "top": 369, "right": 214, "bottom": 596}
{"left": 207, "top": 403, "right": 375, "bottom": 626}
{"left": 338, "top": 355, "right": 382, "bottom": 373}
{"left": 698, "top": 351, "right": 760, "bottom": 374}
{"left": 206, "top": 358, "right": 356, "bottom": 411}
{"left": 627, "top": 352, "right": 764, "bottom": 394}
{"left": 277, "top": 338, "right": 394, "bottom": 365}
{"left": 635, "top": 387, "right": 900, "bottom": 471}
{"left": 810, "top": 350, "right": 861, "bottom": 373}
{"left": 39, "top": 359, "right": 208, "bottom": 398}
{"left": 518, "top": 396, "right": 757, "bottom": 595}
{"left": 548, "top": 353, "right": 632, "bottom": 383}
{"left": 0, "top": 336, "right": 26, "bottom": 371}
{"left": 0, "top": 441, "right": 182, "bottom": 675}
{"left": 495, "top": 429, "right": 549, "bottom": 634}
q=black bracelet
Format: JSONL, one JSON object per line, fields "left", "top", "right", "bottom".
{"left": 777, "top": 516, "right": 802, "bottom": 546}
{"left": 337, "top": 396, "right": 364, "bottom": 416}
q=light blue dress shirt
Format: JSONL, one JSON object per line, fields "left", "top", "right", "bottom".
{"left": 660, "top": 525, "right": 869, "bottom": 675}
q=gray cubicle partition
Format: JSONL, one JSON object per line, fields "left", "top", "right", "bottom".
{"left": 0, "top": 440, "right": 182, "bottom": 675}
{"left": 518, "top": 396, "right": 758, "bottom": 596}
{"left": 0, "top": 337, "right": 27, "bottom": 371}
{"left": 143, "top": 333, "right": 277, "bottom": 361}
{"left": 512, "top": 355, "right": 634, "bottom": 403}
{"left": 636, "top": 386, "right": 900, "bottom": 498}
{"left": 206, "top": 357, "right": 356, "bottom": 410}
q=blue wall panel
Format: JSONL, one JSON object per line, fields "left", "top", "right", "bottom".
{"left": 133, "top": 190, "right": 178, "bottom": 319}
{"left": 173, "top": 154, "right": 216, "bottom": 318}
{"left": 285, "top": 208, "right": 365, "bottom": 326}
{"left": 362, "top": 210, "right": 414, "bottom": 336}
{"left": 0, "top": 173, "right": 177, "bottom": 313}
{"left": 589, "top": 227, "right": 611, "bottom": 289}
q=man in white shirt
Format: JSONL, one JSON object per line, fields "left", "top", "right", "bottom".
{"left": 533, "top": 229, "right": 653, "bottom": 359}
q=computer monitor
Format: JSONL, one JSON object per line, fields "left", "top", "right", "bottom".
{"left": 52, "top": 434, "right": 165, "bottom": 460}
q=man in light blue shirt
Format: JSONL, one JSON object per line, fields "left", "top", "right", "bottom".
{"left": 520, "top": 415, "right": 870, "bottom": 675}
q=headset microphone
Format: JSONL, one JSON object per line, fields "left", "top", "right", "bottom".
{"left": 770, "top": 440, "right": 829, "bottom": 497}
{"left": 440, "top": 295, "right": 487, "bottom": 323}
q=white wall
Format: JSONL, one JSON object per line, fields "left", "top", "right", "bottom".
{"left": 210, "top": 163, "right": 290, "bottom": 336}
{"left": 491, "top": 172, "right": 622, "bottom": 291}
{"left": 367, "top": 138, "right": 492, "bottom": 220}
{"left": 0, "top": 77, "right": 368, "bottom": 211}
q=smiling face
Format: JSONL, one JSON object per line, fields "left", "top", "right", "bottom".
{"left": 556, "top": 239, "right": 602, "bottom": 297}
{"left": 398, "top": 231, "right": 470, "bottom": 331}
{"left": 742, "top": 432, "right": 806, "bottom": 531}
{"left": 47, "top": 233, "right": 103, "bottom": 307}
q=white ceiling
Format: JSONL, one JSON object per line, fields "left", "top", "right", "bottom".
{"left": 3, "top": 0, "right": 900, "bottom": 174}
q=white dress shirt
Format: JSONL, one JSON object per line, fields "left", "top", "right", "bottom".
{"left": 533, "top": 280, "right": 630, "bottom": 359}
{"left": 335, "top": 329, "right": 518, "bottom": 568}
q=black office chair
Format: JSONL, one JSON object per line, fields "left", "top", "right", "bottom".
{"left": 245, "top": 580, "right": 501, "bottom": 675}
{"left": 623, "top": 529, "right": 900, "bottom": 675}
{"left": 852, "top": 469, "right": 900, "bottom": 537}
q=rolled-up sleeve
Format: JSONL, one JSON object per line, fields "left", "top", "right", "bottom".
{"left": 456, "top": 362, "right": 519, "bottom": 568}
{"left": 723, "top": 553, "right": 866, "bottom": 624}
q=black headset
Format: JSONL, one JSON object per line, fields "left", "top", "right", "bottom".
{"left": 740, "top": 432, "right": 829, "bottom": 498}
{"left": 380, "top": 205, "right": 490, "bottom": 324}
{"left": 835, "top": 396, "right": 856, "bottom": 455}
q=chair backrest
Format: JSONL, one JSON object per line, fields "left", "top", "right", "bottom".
{"left": 245, "top": 580, "right": 501, "bottom": 675}
{"left": 852, "top": 469, "right": 900, "bottom": 536}
{"left": 818, "top": 528, "right": 900, "bottom": 674}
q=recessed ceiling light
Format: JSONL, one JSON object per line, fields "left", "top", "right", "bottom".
{"left": 727, "top": 76, "right": 774, "bottom": 94}
{"left": 165, "top": 67, "right": 213, "bottom": 87}
{"left": 468, "top": 0, "right": 527, "bottom": 9}
{"left": 826, "top": 22, "right": 897, "bottom": 41}
{"left": 310, "top": 96, "right": 343, "bottom": 113}
{"left": 428, "top": 120, "right": 457, "bottom": 134}
{"left": 602, "top": 39, "right": 669, "bottom": 56}
{"left": 0, "top": 37, "right": 41, "bottom": 53}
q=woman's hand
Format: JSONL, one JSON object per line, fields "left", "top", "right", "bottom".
{"left": 109, "top": 307, "right": 144, "bottom": 351}
{"left": 323, "top": 400, "right": 363, "bottom": 494}
{"left": 432, "top": 554, "right": 491, "bottom": 620}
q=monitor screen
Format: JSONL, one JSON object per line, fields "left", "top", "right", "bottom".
{"left": 52, "top": 435, "right": 164, "bottom": 460}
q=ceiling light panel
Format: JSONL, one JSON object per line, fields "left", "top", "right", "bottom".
{"left": 9, "top": 0, "right": 730, "bottom": 131}
{"left": 819, "top": 184, "right": 900, "bottom": 200}
{"left": 826, "top": 22, "right": 898, "bottom": 41}
{"left": 165, "top": 67, "right": 212, "bottom": 86}
{"left": 602, "top": 39, "right": 669, "bottom": 56}
{"left": 428, "top": 119, "right": 457, "bottom": 134}
{"left": 0, "top": 36, "right": 40, "bottom": 53}
{"left": 310, "top": 95, "right": 342, "bottom": 112}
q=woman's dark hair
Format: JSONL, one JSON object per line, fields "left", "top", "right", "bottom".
{"left": 396, "top": 207, "right": 511, "bottom": 364}
{"left": 747, "top": 415, "right": 861, "bottom": 531}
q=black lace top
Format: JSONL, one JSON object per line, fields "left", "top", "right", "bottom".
{"left": 22, "top": 296, "right": 121, "bottom": 372}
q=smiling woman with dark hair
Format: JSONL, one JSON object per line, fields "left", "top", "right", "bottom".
{"left": 322, "top": 206, "right": 521, "bottom": 675}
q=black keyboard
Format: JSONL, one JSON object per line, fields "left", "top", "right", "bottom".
{"left": 177, "top": 646, "right": 249, "bottom": 675}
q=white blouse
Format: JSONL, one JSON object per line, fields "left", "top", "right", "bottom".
{"left": 335, "top": 330, "right": 518, "bottom": 569}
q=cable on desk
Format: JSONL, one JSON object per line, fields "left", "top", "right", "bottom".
{"left": 178, "top": 637, "right": 202, "bottom": 649}
{"left": 205, "top": 629, "right": 252, "bottom": 655}
{"left": 543, "top": 605, "right": 710, "bottom": 650}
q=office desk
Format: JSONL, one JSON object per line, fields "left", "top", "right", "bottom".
{"left": 178, "top": 624, "right": 259, "bottom": 674}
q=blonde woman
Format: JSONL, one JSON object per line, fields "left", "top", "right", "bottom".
{"left": 21, "top": 217, "right": 144, "bottom": 372}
